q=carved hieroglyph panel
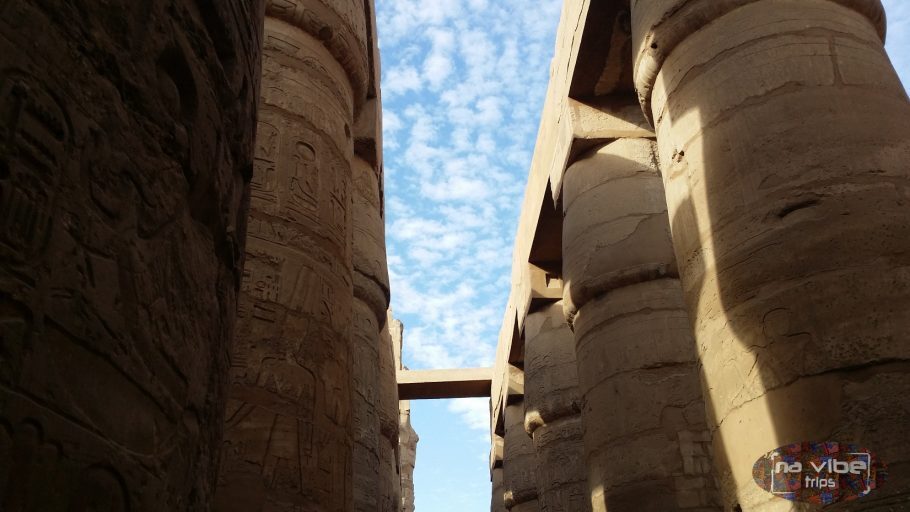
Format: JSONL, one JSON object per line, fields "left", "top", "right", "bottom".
{"left": 0, "top": 0, "right": 262, "bottom": 510}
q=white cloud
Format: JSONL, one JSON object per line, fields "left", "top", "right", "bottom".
{"left": 384, "top": 65, "right": 423, "bottom": 95}
{"left": 448, "top": 398, "right": 491, "bottom": 432}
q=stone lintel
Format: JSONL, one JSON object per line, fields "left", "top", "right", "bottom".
{"left": 397, "top": 368, "right": 493, "bottom": 400}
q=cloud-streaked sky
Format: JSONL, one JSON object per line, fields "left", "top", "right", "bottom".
{"left": 376, "top": 2, "right": 909, "bottom": 510}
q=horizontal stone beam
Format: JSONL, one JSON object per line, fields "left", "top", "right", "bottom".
{"left": 397, "top": 368, "right": 493, "bottom": 400}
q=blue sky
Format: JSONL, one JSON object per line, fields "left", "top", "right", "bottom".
{"left": 375, "top": 2, "right": 910, "bottom": 510}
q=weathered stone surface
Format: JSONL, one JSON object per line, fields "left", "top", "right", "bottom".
{"left": 503, "top": 402, "right": 539, "bottom": 511}
{"left": 216, "top": 5, "right": 362, "bottom": 510}
{"left": 379, "top": 434, "right": 399, "bottom": 512}
{"left": 0, "top": 1, "right": 262, "bottom": 510}
{"left": 633, "top": 0, "right": 910, "bottom": 508}
{"left": 353, "top": 155, "right": 390, "bottom": 322}
{"left": 379, "top": 316, "right": 401, "bottom": 511}
{"left": 352, "top": 295, "right": 380, "bottom": 511}
{"left": 399, "top": 401, "right": 418, "bottom": 512}
{"left": 563, "top": 139, "right": 719, "bottom": 511}
{"left": 491, "top": 466, "right": 506, "bottom": 512}
{"left": 351, "top": 147, "right": 387, "bottom": 512}
{"left": 562, "top": 139, "right": 676, "bottom": 322}
{"left": 523, "top": 302, "right": 589, "bottom": 512}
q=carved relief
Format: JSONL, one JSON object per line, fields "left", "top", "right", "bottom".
{"left": 251, "top": 120, "right": 280, "bottom": 201}
{"left": 0, "top": 70, "right": 68, "bottom": 262}
{"left": 0, "top": 1, "right": 262, "bottom": 510}
{"left": 0, "top": 419, "right": 129, "bottom": 512}
{"left": 288, "top": 140, "right": 319, "bottom": 214}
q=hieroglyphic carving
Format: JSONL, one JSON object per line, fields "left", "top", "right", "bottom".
{"left": 0, "top": 70, "right": 67, "bottom": 263}
{"left": 0, "top": 0, "right": 262, "bottom": 510}
{"left": 263, "top": 0, "right": 369, "bottom": 107}
{"left": 216, "top": 9, "right": 356, "bottom": 511}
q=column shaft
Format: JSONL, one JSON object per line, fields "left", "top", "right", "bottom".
{"left": 216, "top": 1, "right": 370, "bottom": 509}
{"left": 562, "top": 138, "right": 719, "bottom": 511}
{"left": 378, "top": 317, "right": 400, "bottom": 511}
{"left": 492, "top": 466, "right": 506, "bottom": 512}
{"left": 523, "top": 302, "right": 590, "bottom": 512}
{"left": 632, "top": 0, "right": 910, "bottom": 507}
{"left": 503, "top": 402, "right": 540, "bottom": 512}
{"left": 399, "top": 402, "right": 418, "bottom": 512}
{"left": 0, "top": 1, "right": 262, "bottom": 510}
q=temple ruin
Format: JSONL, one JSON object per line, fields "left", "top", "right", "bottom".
{"left": 1, "top": 0, "right": 909, "bottom": 511}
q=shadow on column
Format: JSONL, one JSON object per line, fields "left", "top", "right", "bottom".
{"left": 634, "top": 0, "right": 910, "bottom": 509}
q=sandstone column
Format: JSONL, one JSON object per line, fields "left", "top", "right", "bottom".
{"left": 523, "top": 302, "right": 589, "bottom": 512}
{"left": 503, "top": 401, "right": 540, "bottom": 512}
{"left": 562, "top": 139, "right": 718, "bottom": 511}
{"left": 216, "top": 1, "right": 371, "bottom": 510}
{"left": 0, "top": 1, "right": 262, "bottom": 510}
{"left": 632, "top": 0, "right": 910, "bottom": 507}
{"left": 351, "top": 150, "right": 389, "bottom": 510}
{"left": 379, "top": 317, "right": 402, "bottom": 511}
{"left": 399, "top": 401, "right": 418, "bottom": 512}
{"left": 491, "top": 466, "right": 506, "bottom": 512}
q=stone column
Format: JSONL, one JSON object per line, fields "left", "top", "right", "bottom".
{"left": 399, "top": 401, "right": 418, "bottom": 512}
{"left": 523, "top": 302, "right": 589, "bottom": 512}
{"left": 216, "top": 1, "right": 371, "bottom": 510}
{"left": 490, "top": 433, "right": 506, "bottom": 512}
{"left": 380, "top": 316, "right": 403, "bottom": 511}
{"left": 632, "top": 0, "right": 910, "bottom": 507}
{"left": 0, "top": 1, "right": 262, "bottom": 510}
{"left": 351, "top": 150, "right": 389, "bottom": 510}
{"left": 562, "top": 139, "right": 718, "bottom": 511}
{"left": 491, "top": 466, "right": 506, "bottom": 512}
{"left": 503, "top": 402, "right": 540, "bottom": 512}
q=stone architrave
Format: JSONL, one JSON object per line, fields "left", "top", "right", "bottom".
{"left": 0, "top": 1, "right": 262, "bottom": 510}
{"left": 523, "top": 302, "right": 589, "bottom": 512}
{"left": 503, "top": 402, "right": 540, "bottom": 512}
{"left": 632, "top": 0, "right": 910, "bottom": 507}
{"left": 562, "top": 138, "right": 719, "bottom": 511}
{"left": 215, "top": 1, "right": 371, "bottom": 510}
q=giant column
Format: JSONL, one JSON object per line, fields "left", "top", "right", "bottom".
{"left": 562, "top": 139, "right": 719, "bottom": 511}
{"left": 523, "top": 302, "right": 589, "bottom": 511}
{"left": 632, "top": 0, "right": 910, "bottom": 507}
{"left": 503, "top": 401, "right": 540, "bottom": 512}
{"left": 216, "top": 1, "right": 372, "bottom": 510}
{"left": 379, "top": 316, "right": 402, "bottom": 510}
{"left": 0, "top": 1, "right": 262, "bottom": 510}
{"left": 399, "top": 400, "right": 418, "bottom": 512}
{"left": 350, "top": 155, "right": 386, "bottom": 509}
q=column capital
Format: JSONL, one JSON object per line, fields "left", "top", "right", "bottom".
{"left": 265, "top": 0, "right": 371, "bottom": 110}
{"left": 630, "top": 0, "right": 887, "bottom": 123}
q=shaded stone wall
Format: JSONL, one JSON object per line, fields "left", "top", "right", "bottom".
{"left": 562, "top": 138, "right": 718, "bottom": 511}
{"left": 632, "top": 0, "right": 910, "bottom": 508}
{"left": 0, "top": 1, "right": 262, "bottom": 510}
{"left": 523, "top": 302, "right": 589, "bottom": 512}
{"left": 503, "top": 401, "right": 539, "bottom": 512}
{"left": 216, "top": 1, "right": 373, "bottom": 510}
